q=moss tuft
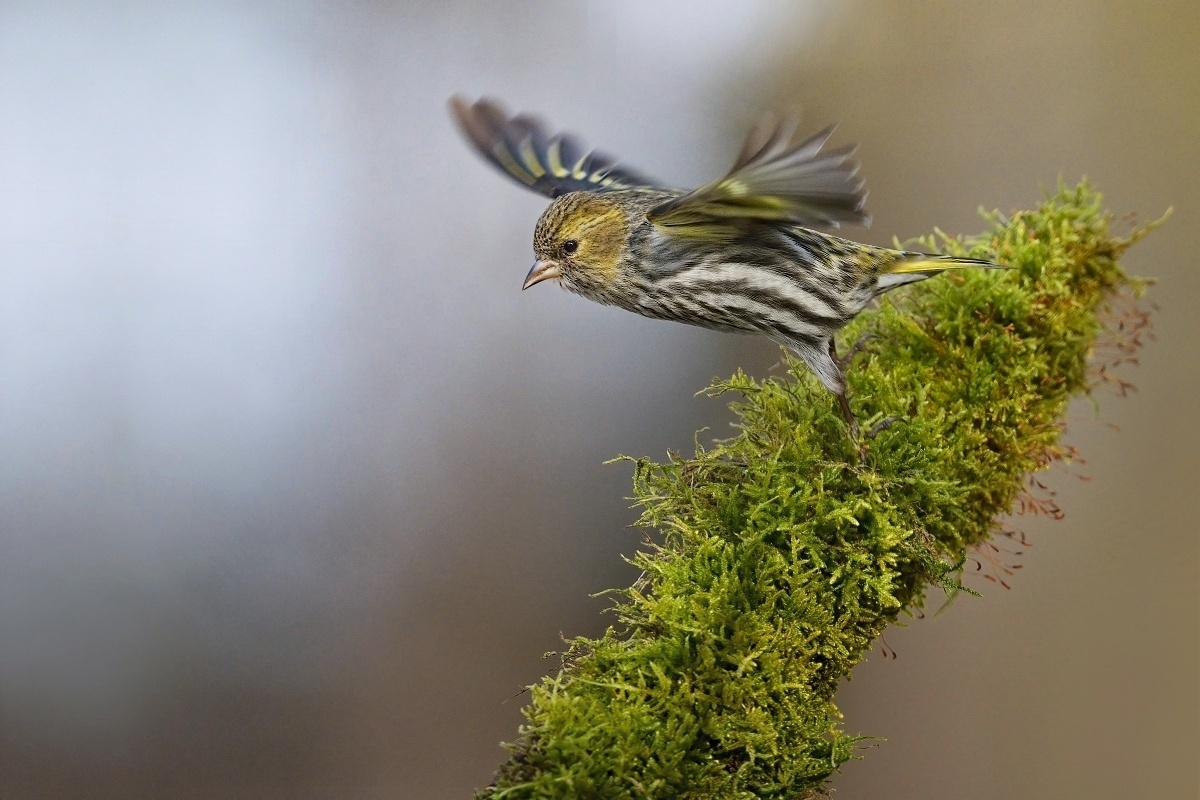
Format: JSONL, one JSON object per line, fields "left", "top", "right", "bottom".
{"left": 479, "top": 182, "right": 1157, "bottom": 799}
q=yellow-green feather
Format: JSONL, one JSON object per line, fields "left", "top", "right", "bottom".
{"left": 886, "top": 254, "right": 1005, "bottom": 274}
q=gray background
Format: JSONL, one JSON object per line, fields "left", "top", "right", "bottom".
{"left": 1, "top": 2, "right": 1196, "bottom": 798}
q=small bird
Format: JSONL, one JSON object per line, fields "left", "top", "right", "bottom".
{"left": 450, "top": 96, "right": 1003, "bottom": 431}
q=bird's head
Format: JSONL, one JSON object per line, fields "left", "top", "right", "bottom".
{"left": 526, "top": 192, "right": 631, "bottom": 297}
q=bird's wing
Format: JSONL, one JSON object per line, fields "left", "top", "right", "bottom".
{"left": 449, "top": 96, "right": 661, "bottom": 199}
{"left": 648, "top": 112, "right": 870, "bottom": 231}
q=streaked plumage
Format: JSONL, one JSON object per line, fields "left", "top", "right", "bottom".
{"left": 449, "top": 96, "right": 1004, "bottom": 428}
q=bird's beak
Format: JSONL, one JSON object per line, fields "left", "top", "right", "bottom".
{"left": 523, "top": 259, "right": 562, "bottom": 290}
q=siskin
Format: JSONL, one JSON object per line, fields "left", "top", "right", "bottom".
{"left": 450, "top": 96, "right": 1003, "bottom": 431}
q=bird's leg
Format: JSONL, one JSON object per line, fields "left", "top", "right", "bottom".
{"left": 835, "top": 388, "right": 872, "bottom": 466}
{"left": 835, "top": 389, "right": 860, "bottom": 437}
{"left": 827, "top": 337, "right": 900, "bottom": 450}
{"left": 827, "top": 339, "right": 861, "bottom": 437}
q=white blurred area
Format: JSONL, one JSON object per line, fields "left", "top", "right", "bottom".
{"left": 0, "top": 1, "right": 827, "bottom": 795}
{"left": 0, "top": 2, "right": 1196, "bottom": 799}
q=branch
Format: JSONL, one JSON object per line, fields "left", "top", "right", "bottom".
{"left": 478, "top": 181, "right": 1159, "bottom": 799}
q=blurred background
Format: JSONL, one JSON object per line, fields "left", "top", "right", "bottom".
{"left": 0, "top": 1, "right": 1196, "bottom": 798}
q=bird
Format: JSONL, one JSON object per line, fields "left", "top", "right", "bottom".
{"left": 449, "top": 96, "right": 1004, "bottom": 433}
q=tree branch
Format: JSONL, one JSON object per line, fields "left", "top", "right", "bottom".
{"left": 478, "top": 182, "right": 1159, "bottom": 799}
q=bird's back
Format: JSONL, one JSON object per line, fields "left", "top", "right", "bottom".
{"left": 615, "top": 219, "right": 876, "bottom": 348}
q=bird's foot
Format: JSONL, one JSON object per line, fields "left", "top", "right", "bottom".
{"left": 855, "top": 416, "right": 905, "bottom": 463}
{"left": 865, "top": 416, "right": 902, "bottom": 439}
{"left": 831, "top": 333, "right": 877, "bottom": 372}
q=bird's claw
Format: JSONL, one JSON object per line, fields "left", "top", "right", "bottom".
{"left": 843, "top": 413, "right": 904, "bottom": 465}
{"left": 865, "top": 416, "right": 902, "bottom": 439}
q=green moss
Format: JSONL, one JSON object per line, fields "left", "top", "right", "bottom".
{"left": 479, "top": 182, "right": 1157, "bottom": 799}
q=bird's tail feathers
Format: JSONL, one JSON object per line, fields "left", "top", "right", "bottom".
{"left": 888, "top": 252, "right": 1006, "bottom": 275}
{"left": 876, "top": 252, "right": 1006, "bottom": 290}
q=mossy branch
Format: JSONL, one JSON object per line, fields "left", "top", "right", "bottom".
{"left": 478, "top": 182, "right": 1157, "bottom": 799}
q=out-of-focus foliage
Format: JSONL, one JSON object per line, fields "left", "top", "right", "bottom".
{"left": 479, "top": 183, "right": 1156, "bottom": 799}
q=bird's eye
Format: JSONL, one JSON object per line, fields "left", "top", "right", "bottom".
{"left": 562, "top": 239, "right": 579, "bottom": 255}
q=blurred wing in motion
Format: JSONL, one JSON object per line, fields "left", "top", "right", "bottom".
{"left": 449, "top": 96, "right": 661, "bottom": 199}
{"left": 649, "top": 112, "right": 871, "bottom": 230}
